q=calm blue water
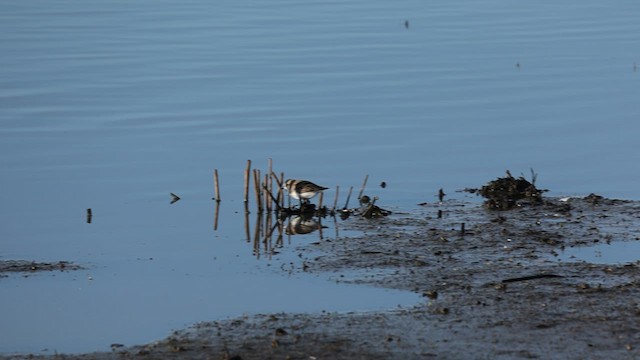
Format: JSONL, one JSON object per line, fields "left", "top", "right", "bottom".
{"left": 1, "top": 0, "right": 640, "bottom": 354}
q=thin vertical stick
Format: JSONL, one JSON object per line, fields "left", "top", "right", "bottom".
{"left": 264, "top": 174, "right": 270, "bottom": 212}
{"left": 332, "top": 186, "right": 340, "bottom": 212}
{"left": 357, "top": 174, "right": 369, "bottom": 200}
{"left": 318, "top": 192, "right": 324, "bottom": 209}
{"left": 343, "top": 186, "right": 353, "bottom": 210}
{"left": 280, "top": 172, "right": 285, "bottom": 209}
{"left": 262, "top": 184, "right": 282, "bottom": 211}
{"left": 213, "top": 169, "right": 221, "bottom": 202}
{"left": 267, "top": 159, "right": 273, "bottom": 212}
{"left": 243, "top": 160, "right": 251, "bottom": 204}
{"left": 270, "top": 172, "right": 283, "bottom": 209}
{"left": 253, "top": 169, "right": 263, "bottom": 213}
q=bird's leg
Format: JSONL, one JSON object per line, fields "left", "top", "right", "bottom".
{"left": 300, "top": 198, "right": 310, "bottom": 212}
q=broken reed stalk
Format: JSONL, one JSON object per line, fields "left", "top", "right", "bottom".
{"left": 318, "top": 192, "right": 324, "bottom": 209}
{"left": 253, "top": 169, "right": 263, "bottom": 213}
{"left": 270, "top": 171, "right": 283, "bottom": 189}
{"left": 264, "top": 174, "right": 270, "bottom": 212}
{"left": 243, "top": 160, "right": 251, "bottom": 204}
{"left": 362, "top": 196, "right": 378, "bottom": 218}
{"left": 279, "top": 172, "right": 285, "bottom": 209}
{"left": 332, "top": 186, "right": 340, "bottom": 212}
{"left": 343, "top": 186, "right": 353, "bottom": 210}
{"left": 213, "top": 169, "right": 221, "bottom": 202}
{"left": 270, "top": 171, "right": 284, "bottom": 209}
{"left": 262, "top": 184, "right": 282, "bottom": 211}
{"left": 267, "top": 159, "right": 273, "bottom": 212}
{"left": 357, "top": 174, "right": 369, "bottom": 200}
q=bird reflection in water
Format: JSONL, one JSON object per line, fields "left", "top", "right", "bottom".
{"left": 239, "top": 209, "right": 335, "bottom": 259}
{"left": 286, "top": 215, "right": 327, "bottom": 236}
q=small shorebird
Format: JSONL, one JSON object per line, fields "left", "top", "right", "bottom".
{"left": 283, "top": 179, "right": 328, "bottom": 204}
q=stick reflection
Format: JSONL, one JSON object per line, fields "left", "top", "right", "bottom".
{"left": 237, "top": 210, "right": 336, "bottom": 259}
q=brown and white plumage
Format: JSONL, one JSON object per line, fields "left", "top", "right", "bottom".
{"left": 283, "top": 179, "right": 328, "bottom": 201}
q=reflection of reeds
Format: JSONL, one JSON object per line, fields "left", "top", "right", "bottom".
{"left": 246, "top": 211, "right": 286, "bottom": 259}
{"left": 244, "top": 203, "right": 251, "bottom": 241}
{"left": 213, "top": 200, "right": 220, "bottom": 230}
{"left": 253, "top": 207, "right": 263, "bottom": 257}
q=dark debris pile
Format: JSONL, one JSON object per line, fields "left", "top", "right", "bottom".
{"left": 467, "top": 170, "right": 546, "bottom": 210}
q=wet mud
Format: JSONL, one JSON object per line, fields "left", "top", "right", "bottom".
{"left": 4, "top": 194, "right": 640, "bottom": 359}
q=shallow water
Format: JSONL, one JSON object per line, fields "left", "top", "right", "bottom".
{"left": 554, "top": 241, "right": 640, "bottom": 264}
{"left": 2, "top": 0, "right": 640, "bottom": 354}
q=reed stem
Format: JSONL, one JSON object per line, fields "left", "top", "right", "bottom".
{"left": 262, "top": 184, "right": 283, "bottom": 211}
{"left": 343, "top": 186, "right": 353, "bottom": 210}
{"left": 264, "top": 174, "right": 270, "bottom": 212}
{"left": 357, "top": 174, "right": 369, "bottom": 200}
{"left": 243, "top": 160, "right": 251, "bottom": 203}
{"left": 267, "top": 159, "right": 273, "bottom": 212}
{"left": 213, "top": 169, "right": 221, "bottom": 202}
{"left": 253, "top": 169, "right": 263, "bottom": 213}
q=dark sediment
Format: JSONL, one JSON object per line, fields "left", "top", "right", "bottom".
{"left": 3, "top": 192, "right": 640, "bottom": 359}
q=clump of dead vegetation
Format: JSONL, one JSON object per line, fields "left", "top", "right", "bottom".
{"left": 466, "top": 169, "right": 546, "bottom": 210}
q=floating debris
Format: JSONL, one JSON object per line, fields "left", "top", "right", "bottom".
{"left": 360, "top": 197, "right": 392, "bottom": 219}
{"left": 584, "top": 193, "right": 604, "bottom": 205}
{"left": 0, "top": 260, "right": 82, "bottom": 274}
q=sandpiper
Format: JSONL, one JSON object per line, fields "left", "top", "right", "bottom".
{"left": 283, "top": 179, "right": 329, "bottom": 203}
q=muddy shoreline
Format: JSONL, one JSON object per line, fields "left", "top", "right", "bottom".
{"left": 3, "top": 195, "right": 640, "bottom": 359}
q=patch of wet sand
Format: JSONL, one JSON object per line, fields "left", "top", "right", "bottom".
{"left": 4, "top": 196, "right": 640, "bottom": 359}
